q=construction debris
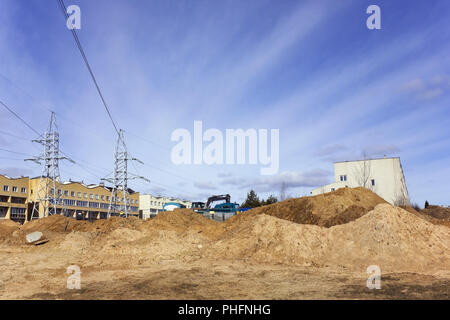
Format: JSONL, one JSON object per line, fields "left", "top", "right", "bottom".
{"left": 26, "top": 231, "right": 43, "bottom": 243}
{"left": 25, "top": 231, "right": 49, "bottom": 246}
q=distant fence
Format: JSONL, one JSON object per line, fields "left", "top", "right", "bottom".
{"left": 200, "top": 211, "right": 236, "bottom": 222}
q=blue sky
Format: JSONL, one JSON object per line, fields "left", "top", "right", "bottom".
{"left": 0, "top": 0, "right": 449, "bottom": 205}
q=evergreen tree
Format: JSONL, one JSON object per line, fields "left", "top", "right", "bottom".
{"left": 241, "top": 190, "right": 261, "bottom": 208}
{"left": 265, "top": 195, "right": 278, "bottom": 205}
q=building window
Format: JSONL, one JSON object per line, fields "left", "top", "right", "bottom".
{"left": 106, "top": 196, "right": 109, "bottom": 201}
{"left": 340, "top": 175, "right": 347, "bottom": 182}
{"left": 78, "top": 192, "right": 81, "bottom": 198}
{"left": 12, "top": 186, "right": 17, "bottom": 192}
{"left": 331, "top": 188, "right": 335, "bottom": 191}
{"left": 95, "top": 194, "right": 99, "bottom": 200}
{"left": 58, "top": 189, "right": 62, "bottom": 195}
{"left": 3, "top": 185, "right": 8, "bottom": 192}
{"left": 21, "top": 187, "right": 26, "bottom": 193}
{"left": 71, "top": 191, "right": 75, "bottom": 197}
{"left": 64, "top": 190, "right": 68, "bottom": 196}
{"left": 371, "top": 179, "right": 375, "bottom": 186}
{"left": 51, "top": 188, "right": 54, "bottom": 195}
{"left": 89, "top": 194, "right": 93, "bottom": 199}
{"left": 84, "top": 193, "right": 87, "bottom": 199}
{"left": 101, "top": 195, "right": 104, "bottom": 201}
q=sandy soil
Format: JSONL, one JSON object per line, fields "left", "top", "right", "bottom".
{"left": 0, "top": 190, "right": 449, "bottom": 300}
{"left": 0, "top": 249, "right": 448, "bottom": 300}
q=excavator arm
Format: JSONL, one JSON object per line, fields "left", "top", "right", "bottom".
{"left": 205, "top": 194, "right": 231, "bottom": 209}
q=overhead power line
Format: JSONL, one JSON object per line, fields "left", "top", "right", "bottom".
{"left": 0, "top": 99, "right": 41, "bottom": 136}
{"left": 0, "top": 130, "right": 32, "bottom": 141}
{"left": 0, "top": 74, "right": 205, "bottom": 188}
{"left": 0, "top": 96, "right": 109, "bottom": 184}
{"left": 0, "top": 147, "right": 33, "bottom": 156}
{"left": 57, "top": 0, "right": 120, "bottom": 137}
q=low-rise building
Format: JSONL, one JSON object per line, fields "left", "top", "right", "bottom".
{"left": 311, "top": 157, "right": 409, "bottom": 205}
{"left": 139, "top": 194, "right": 191, "bottom": 219}
{"left": 0, "top": 175, "right": 29, "bottom": 222}
{"left": 0, "top": 174, "right": 139, "bottom": 223}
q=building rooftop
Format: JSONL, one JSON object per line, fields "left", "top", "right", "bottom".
{"left": 334, "top": 156, "right": 400, "bottom": 164}
{"left": 2, "top": 174, "right": 138, "bottom": 194}
{"left": 0, "top": 174, "right": 29, "bottom": 180}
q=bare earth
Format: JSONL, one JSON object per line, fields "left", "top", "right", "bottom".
{"left": 0, "top": 250, "right": 448, "bottom": 299}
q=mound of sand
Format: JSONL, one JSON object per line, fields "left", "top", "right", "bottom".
{"left": 58, "top": 231, "right": 95, "bottom": 252}
{"left": 323, "top": 204, "right": 450, "bottom": 272}
{"left": 209, "top": 204, "right": 450, "bottom": 273}
{"left": 246, "top": 187, "right": 387, "bottom": 227}
{"left": 401, "top": 206, "right": 450, "bottom": 228}
{"left": 141, "top": 209, "right": 222, "bottom": 239}
{"left": 0, "top": 219, "right": 20, "bottom": 240}
{"left": 89, "top": 216, "right": 142, "bottom": 233}
{"left": 21, "top": 214, "right": 91, "bottom": 233}
{"left": 20, "top": 215, "right": 145, "bottom": 234}
{"left": 209, "top": 213, "right": 327, "bottom": 265}
{"left": 1, "top": 202, "right": 448, "bottom": 274}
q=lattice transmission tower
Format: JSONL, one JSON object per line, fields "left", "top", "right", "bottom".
{"left": 102, "top": 129, "right": 149, "bottom": 218}
{"left": 25, "top": 112, "right": 74, "bottom": 220}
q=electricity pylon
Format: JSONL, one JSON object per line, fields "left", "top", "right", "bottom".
{"left": 102, "top": 129, "right": 149, "bottom": 218}
{"left": 25, "top": 112, "right": 74, "bottom": 220}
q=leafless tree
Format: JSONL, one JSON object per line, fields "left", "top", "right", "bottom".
{"left": 279, "top": 182, "right": 287, "bottom": 201}
{"left": 353, "top": 152, "right": 373, "bottom": 189}
{"left": 393, "top": 184, "right": 410, "bottom": 207}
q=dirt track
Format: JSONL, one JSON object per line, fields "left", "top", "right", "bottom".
{"left": 0, "top": 189, "right": 449, "bottom": 300}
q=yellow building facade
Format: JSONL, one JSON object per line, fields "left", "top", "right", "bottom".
{"left": 0, "top": 174, "right": 140, "bottom": 223}
{"left": 0, "top": 175, "right": 29, "bottom": 221}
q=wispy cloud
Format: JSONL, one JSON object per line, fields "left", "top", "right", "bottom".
{"left": 221, "top": 169, "right": 331, "bottom": 192}
{"left": 0, "top": 0, "right": 449, "bottom": 206}
{"left": 193, "top": 181, "right": 218, "bottom": 190}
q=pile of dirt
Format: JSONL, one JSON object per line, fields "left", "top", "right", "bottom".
{"left": 89, "top": 216, "right": 142, "bottom": 233}
{"left": 141, "top": 209, "right": 223, "bottom": 239}
{"left": 1, "top": 202, "right": 449, "bottom": 274}
{"left": 21, "top": 214, "right": 91, "bottom": 234}
{"left": 90, "top": 228, "right": 207, "bottom": 267}
{"left": 421, "top": 205, "right": 450, "bottom": 220}
{"left": 0, "top": 219, "right": 20, "bottom": 239}
{"left": 58, "top": 231, "right": 95, "bottom": 253}
{"left": 20, "top": 215, "right": 145, "bottom": 234}
{"left": 246, "top": 187, "right": 387, "bottom": 227}
{"left": 323, "top": 204, "right": 450, "bottom": 272}
{"left": 401, "top": 206, "right": 450, "bottom": 228}
{"left": 209, "top": 204, "right": 450, "bottom": 273}
{"left": 209, "top": 212, "right": 326, "bottom": 265}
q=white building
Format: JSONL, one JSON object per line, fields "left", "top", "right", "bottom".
{"left": 311, "top": 157, "right": 409, "bottom": 205}
{"left": 139, "top": 194, "right": 192, "bottom": 219}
